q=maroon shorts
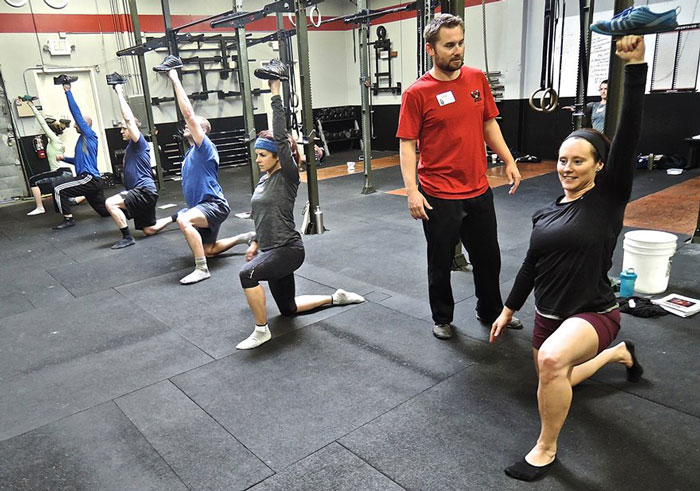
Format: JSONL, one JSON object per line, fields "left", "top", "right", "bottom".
{"left": 533, "top": 309, "right": 621, "bottom": 354}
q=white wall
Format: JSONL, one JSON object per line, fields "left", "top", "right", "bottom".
{"left": 0, "top": 0, "right": 358, "bottom": 137}
{"left": 2, "top": 0, "right": 699, "bottom": 140}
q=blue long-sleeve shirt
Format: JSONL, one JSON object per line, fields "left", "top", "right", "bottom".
{"left": 64, "top": 90, "right": 100, "bottom": 177}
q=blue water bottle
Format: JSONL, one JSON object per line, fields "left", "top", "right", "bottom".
{"left": 620, "top": 268, "right": 637, "bottom": 297}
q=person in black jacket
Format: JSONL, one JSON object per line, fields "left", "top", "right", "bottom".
{"left": 489, "top": 36, "right": 646, "bottom": 482}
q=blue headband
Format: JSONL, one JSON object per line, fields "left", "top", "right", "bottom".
{"left": 254, "top": 137, "right": 277, "bottom": 154}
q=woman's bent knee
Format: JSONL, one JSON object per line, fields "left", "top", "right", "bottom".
{"left": 239, "top": 268, "right": 258, "bottom": 289}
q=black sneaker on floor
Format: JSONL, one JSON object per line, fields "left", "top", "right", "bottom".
{"left": 432, "top": 323, "right": 453, "bottom": 340}
{"left": 111, "top": 237, "right": 136, "bottom": 249}
{"left": 253, "top": 59, "right": 289, "bottom": 81}
{"left": 153, "top": 55, "right": 183, "bottom": 72}
{"left": 53, "top": 74, "right": 78, "bottom": 86}
{"left": 106, "top": 72, "right": 128, "bottom": 86}
{"left": 476, "top": 313, "right": 524, "bottom": 330}
{"left": 52, "top": 218, "right": 76, "bottom": 230}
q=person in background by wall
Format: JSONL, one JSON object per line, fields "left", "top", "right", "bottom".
{"left": 20, "top": 97, "right": 84, "bottom": 216}
{"left": 396, "top": 14, "right": 523, "bottom": 341}
{"left": 563, "top": 80, "right": 608, "bottom": 132}
{"left": 52, "top": 75, "right": 109, "bottom": 229}
{"left": 586, "top": 79, "right": 608, "bottom": 132}
{"left": 154, "top": 56, "right": 253, "bottom": 284}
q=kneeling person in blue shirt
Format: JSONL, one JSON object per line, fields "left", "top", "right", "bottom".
{"left": 155, "top": 57, "right": 253, "bottom": 284}
{"left": 52, "top": 77, "right": 110, "bottom": 229}
{"left": 105, "top": 79, "right": 173, "bottom": 249}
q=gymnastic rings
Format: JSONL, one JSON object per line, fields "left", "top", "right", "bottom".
{"left": 287, "top": 5, "right": 322, "bottom": 28}
{"left": 4, "top": 0, "right": 28, "bottom": 6}
{"left": 44, "top": 0, "right": 69, "bottom": 8}
{"left": 529, "top": 87, "right": 559, "bottom": 113}
{"left": 309, "top": 6, "right": 321, "bottom": 27}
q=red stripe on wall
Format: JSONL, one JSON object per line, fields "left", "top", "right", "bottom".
{"left": 0, "top": 1, "right": 499, "bottom": 34}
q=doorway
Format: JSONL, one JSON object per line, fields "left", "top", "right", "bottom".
{"left": 0, "top": 69, "right": 28, "bottom": 202}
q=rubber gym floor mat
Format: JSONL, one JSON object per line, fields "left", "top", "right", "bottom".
{"left": 115, "top": 263, "right": 365, "bottom": 360}
{"left": 248, "top": 443, "right": 402, "bottom": 491}
{"left": 624, "top": 175, "right": 700, "bottom": 234}
{"left": 116, "top": 381, "right": 273, "bottom": 490}
{"left": 0, "top": 402, "right": 190, "bottom": 490}
{"left": 0, "top": 289, "right": 211, "bottom": 441}
{"left": 171, "top": 306, "right": 441, "bottom": 471}
{"left": 339, "top": 361, "right": 700, "bottom": 490}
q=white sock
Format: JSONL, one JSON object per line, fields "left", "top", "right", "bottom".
{"left": 27, "top": 207, "right": 45, "bottom": 216}
{"left": 331, "top": 289, "right": 365, "bottom": 305}
{"left": 236, "top": 324, "right": 271, "bottom": 350}
{"left": 180, "top": 268, "right": 210, "bottom": 285}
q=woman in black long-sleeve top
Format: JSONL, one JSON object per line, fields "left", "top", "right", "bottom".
{"left": 489, "top": 36, "right": 646, "bottom": 482}
{"left": 235, "top": 73, "right": 365, "bottom": 350}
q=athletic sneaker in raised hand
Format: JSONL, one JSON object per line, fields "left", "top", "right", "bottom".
{"left": 590, "top": 6, "right": 679, "bottom": 36}
{"left": 253, "top": 59, "right": 289, "bottom": 81}
{"left": 153, "top": 55, "right": 184, "bottom": 72}
{"left": 53, "top": 74, "right": 78, "bottom": 85}
{"left": 106, "top": 72, "right": 128, "bottom": 86}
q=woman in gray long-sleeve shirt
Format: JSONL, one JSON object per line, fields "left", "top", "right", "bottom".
{"left": 235, "top": 74, "right": 365, "bottom": 350}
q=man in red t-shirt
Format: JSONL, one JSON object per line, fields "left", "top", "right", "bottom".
{"left": 397, "top": 13, "right": 523, "bottom": 340}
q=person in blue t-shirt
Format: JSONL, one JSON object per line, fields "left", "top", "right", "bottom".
{"left": 52, "top": 76, "right": 109, "bottom": 230}
{"left": 104, "top": 79, "right": 173, "bottom": 249}
{"left": 154, "top": 57, "right": 253, "bottom": 284}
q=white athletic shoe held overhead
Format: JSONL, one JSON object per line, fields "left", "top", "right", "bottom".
{"left": 331, "top": 289, "right": 365, "bottom": 305}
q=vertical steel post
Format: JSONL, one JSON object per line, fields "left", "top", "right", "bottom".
{"left": 357, "top": 0, "right": 375, "bottom": 194}
{"left": 160, "top": 0, "right": 186, "bottom": 159}
{"left": 294, "top": 0, "right": 323, "bottom": 233}
{"left": 275, "top": 13, "right": 293, "bottom": 130}
{"left": 417, "top": 0, "right": 434, "bottom": 77}
{"left": 603, "top": 0, "right": 634, "bottom": 138}
{"left": 573, "top": 0, "right": 595, "bottom": 130}
{"left": 233, "top": 1, "right": 260, "bottom": 192}
{"left": 128, "top": 0, "right": 164, "bottom": 190}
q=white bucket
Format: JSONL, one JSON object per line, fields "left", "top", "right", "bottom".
{"left": 622, "top": 230, "right": 678, "bottom": 294}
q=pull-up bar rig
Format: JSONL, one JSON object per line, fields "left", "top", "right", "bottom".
{"left": 119, "top": 1, "right": 325, "bottom": 233}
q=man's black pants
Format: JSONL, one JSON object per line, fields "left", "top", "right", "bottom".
{"left": 421, "top": 187, "right": 504, "bottom": 325}
{"left": 53, "top": 172, "right": 109, "bottom": 217}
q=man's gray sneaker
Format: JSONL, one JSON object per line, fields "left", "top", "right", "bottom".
{"left": 153, "top": 55, "right": 183, "bottom": 72}
{"left": 433, "top": 323, "right": 453, "bottom": 340}
{"left": 253, "top": 59, "right": 289, "bottom": 81}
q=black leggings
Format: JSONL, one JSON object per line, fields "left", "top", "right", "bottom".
{"left": 239, "top": 240, "right": 305, "bottom": 316}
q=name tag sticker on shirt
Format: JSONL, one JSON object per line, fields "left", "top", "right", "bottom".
{"left": 436, "top": 91, "right": 456, "bottom": 106}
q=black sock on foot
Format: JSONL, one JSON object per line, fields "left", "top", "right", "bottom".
{"left": 171, "top": 213, "right": 179, "bottom": 223}
{"left": 505, "top": 456, "right": 557, "bottom": 482}
{"left": 120, "top": 226, "right": 133, "bottom": 239}
{"left": 624, "top": 340, "right": 644, "bottom": 383}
